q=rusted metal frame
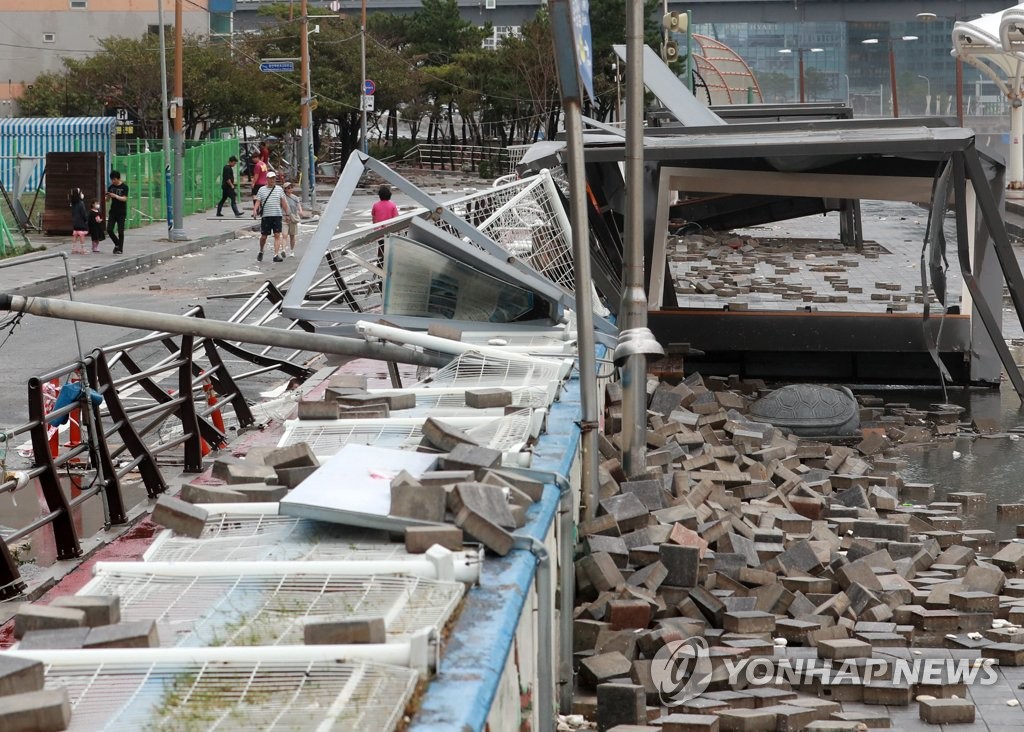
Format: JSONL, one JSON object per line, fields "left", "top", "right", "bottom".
{"left": 157, "top": 335, "right": 236, "bottom": 440}
{"left": 26, "top": 377, "right": 81, "bottom": 561}
{"left": 210, "top": 342, "right": 313, "bottom": 380}
{"left": 951, "top": 152, "right": 1024, "bottom": 399}
{"left": 119, "top": 346, "right": 224, "bottom": 454}
{"left": 263, "top": 281, "right": 316, "bottom": 333}
{"left": 202, "top": 338, "right": 255, "bottom": 429}
{"left": 325, "top": 250, "right": 363, "bottom": 312}
{"left": 84, "top": 352, "right": 127, "bottom": 523}
{"left": 178, "top": 335, "right": 204, "bottom": 473}
{"left": 94, "top": 350, "right": 167, "bottom": 497}
{"left": 149, "top": 434, "right": 193, "bottom": 457}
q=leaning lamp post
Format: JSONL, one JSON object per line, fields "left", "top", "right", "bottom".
{"left": 779, "top": 47, "right": 823, "bottom": 103}
{"left": 862, "top": 35, "right": 918, "bottom": 118}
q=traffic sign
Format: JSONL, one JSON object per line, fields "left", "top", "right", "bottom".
{"left": 260, "top": 61, "right": 295, "bottom": 73}
{"left": 364, "top": 79, "right": 376, "bottom": 95}
{"left": 363, "top": 95, "right": 375, "bottom": 112}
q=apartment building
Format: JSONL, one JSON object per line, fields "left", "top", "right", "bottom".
{"left": 0, "top": 0, "right": 212, "bottom": 114}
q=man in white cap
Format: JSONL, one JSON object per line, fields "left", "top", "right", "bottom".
{"left": 253, "top": 171, "right": 289, "bottom": 262}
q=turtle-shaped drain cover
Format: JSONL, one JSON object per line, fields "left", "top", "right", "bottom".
{"left": 749, "top": 384, "right": 860, "bottom": 437}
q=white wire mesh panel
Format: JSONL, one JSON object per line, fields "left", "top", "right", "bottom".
{"left": 144, "top": 517, "right": 442, "bottom": 563}
{"left": 41, "top": 657, "right": 416, "bottom": 731}
{"left": 413, "top": 352, "right": 572, "bottom": 389}
{"left": 80, "top": 570, "right": 463, "bottom": 647}
{"left": 278, "top": 410, "right": 540, "bottom": 455}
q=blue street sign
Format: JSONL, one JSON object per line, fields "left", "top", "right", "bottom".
{"left": 260, "top": 61, "right": 295, "bottom": 73}
{"left": 569, "top": 0, "right": 595, "bottom": 103}
{"left": 364, "top": 79, "right": 376, "bottom": 95}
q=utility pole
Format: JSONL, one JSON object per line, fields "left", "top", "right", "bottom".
{"left": 171, "top": 0, "right": 186, "bottom": 240}
{"left": 156, "top": 0, "right": 173, "bottom": 235}
{"left": 300, "top": 0, "right": 313, "bottom": 209}
{"left": 360, "top": 0, "right": 368, "bottom": 154}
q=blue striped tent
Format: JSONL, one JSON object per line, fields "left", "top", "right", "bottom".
{"left": 0, "top": 117, "right": 116, "bottom": 194}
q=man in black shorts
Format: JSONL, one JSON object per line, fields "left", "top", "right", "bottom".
{"left": 253, "top": 171, "right": 289, "bottom": 262}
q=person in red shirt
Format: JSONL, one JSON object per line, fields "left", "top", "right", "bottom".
{"left": 371, "top": 184, "right": 399, "bottom": 223}
{"left": 371, "top": 185, "right": 399, "bottom": 265}
{"left": 251, "top": 153, "right": 269, "bottom": 206}
{"left": 259, "top": 140, "right": 271, "bottom": 164}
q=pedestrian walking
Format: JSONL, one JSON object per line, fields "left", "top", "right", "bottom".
{"left": 69, "top": 188, "right": 88, "bottom": 254}
{"left": 251, "top": 153, "right": 269, "bottom": 203}
{"left": 88, "top": 200, "right": 106, "bottom": 253}
{"left": 106, "top": 170, "right": 128, "bottom": 254}
{"left": 282, "top": 181, "right": 305, "bottom": 257}
{"left": 371, "top": 184, "right": 399, "bottom": 224}
{"left": 254, "top": 171, "right": 289, "bottom": 263}
{"left": 216, "top": 155, "right": 244, "bottom": 217}
{"left": 371, "top": 184, "right": 399, "bottom": 264}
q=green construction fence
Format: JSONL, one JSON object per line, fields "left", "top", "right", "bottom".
{"left": 111, "top": 136, "right": 239, "bottom": 230}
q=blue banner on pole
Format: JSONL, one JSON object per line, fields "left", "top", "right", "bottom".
{"left": 569, "top": 0, "right": 596, "bottom": 103}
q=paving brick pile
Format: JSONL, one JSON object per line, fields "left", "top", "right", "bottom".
{"left": 574, "top": 374, "right": 1024, "bottom": 731}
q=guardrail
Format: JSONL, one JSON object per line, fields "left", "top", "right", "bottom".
{"left": 0, "top": 295, "right": 316, "bottom": 600}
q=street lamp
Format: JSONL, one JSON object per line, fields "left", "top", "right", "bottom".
{"left": 918, "top": 11, "right": 965, "bottom": 126}
{"left": 918, "top": 74, "right": 931, "bottom": 114}
{"left": 779, "top": 47, "right": 823, "bottom": 103}
{"left": 862, "top": 35, "right": 917, "bottom": 118}
{"left": 611, "top": 62, "right": 622, "bottom": 122}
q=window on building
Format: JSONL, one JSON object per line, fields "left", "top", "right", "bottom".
{"left": 147, "top": 25, "right": 172, "bottom": 36}
{"left": 70, "top": 0, "right": 87, "bottom": 8}
{"left": 485, "top": 0, "right": 496, "bottom": 9}
{"left": 43, "top": 33, "right": 56, "bottom": 43}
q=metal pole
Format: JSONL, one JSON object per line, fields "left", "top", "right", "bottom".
{"left": 798, "top": 48, "right": 806, "bottom": 103}
{"left": 360, "top": 0, "right": 368, "bottom": 155}
{"left": 889, "top": 41, "right": 899, "bottom": 118}
{"left": 0, "top": 294, "right": 450, "bottom": 368}
{"left": 156, "top": 0, "right": 173, "bottom": 235}
{"left": 171, "top": 0, "right": 186, "bottom": 240}
{"left": 918, "top": 74, "right": 930, "bottom": 115}
{"left": 956, "top": 56, "right": 964, "bottom": 126}
{"left": 300, "top": 0, "right": 313, "bottom": 209}
{"left": 621, "top": 0, "right": 647, "bottom": 479}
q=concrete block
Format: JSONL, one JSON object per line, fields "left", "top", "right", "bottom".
{"left": 662, "top": 713, "right": 721, "bottom": 732}
{"left": 454, "top": 506, "right": 513, "bottom": 556}
{"left": 50, "top": 595, "right": 120, "bottom": 627}
{"left": 13, "top": 604, "right": 86, "bottom": 639}
{"left": 596, "top": 683, "right": 645, "bottom": 732}
{"left": 427, "top": 322, "right": 463, "bottom": 341}
{"left": 0, "top": 688, "right": 71, "bottom": 732}
{"left": 918, "top": 698, "right": 975, "bottom": 724}
{"left": 151, "top": 495, "right": 208, "bottom": 538}
{"left": 863, "top": 681, "right": 911, "bottom": 705}
{"left": 982, "top": 642, "right": 1024, "bottom": 665}
{"left": 465, "top": 388, "right": 513, "bottom": 408}
{"left": 600, "top": 493, "right": 650, "bottom": 533}
{"left": 404, "top": 525, "right": 464, "bottom": 553}
{"left": 441, "top": 443, "right": 502, "bottom": 471}
{"left": 722, "top": 610, "right": 776, "bottom": 634}
{"left": 580, "top": 652, "right": 632, "bottom": 687}
{"left": 180, "top": 483, "right": 249, "bottom": 504}
{"left": 660, "top": 544, "right": 700, "bottom": 588}
{"left": 390, "top": 481, "right": 447, "bottom": 523}
{"left": 230, "top": 483, "right": 289, "bottom": 502}
{"left": 608, "top": 599, "right": 651, "bottom": 630}
{"left": 304, "top": 615, "right": 386, "bottom": 645}
{"left": 15, "top": 628, "right": 90, "bottom": 650}
{"left": 297, "top": 399, "right": 339, "bottom": 420}
{"left": 992, "top": 542, "right": 1024, "bottom": 571}
{"left": 422, "top": 418, "right": 478, "bottom": 451}
{"left": 716, "top": 708, "right": 778, "bottom": 732}
{"left": 83, "top": 620, "right": 159, "bottom": 649}
{"left": 261, "top": 442, "right": 318, "bottom": 469}
{"left": 221, "top": 461, "right": 277, "bottom": 485}
{"left": 451, "top": 482, "right": 515, "bottom": 528}
{"left": 274, "top": 465, "right": 318, "bottom": 489}
{"left": 581, "top": 552, "right": 626, "bottom": 592}
{"left": 0, "top": 655, "right": 44, "bottom": 697}
{"left": 816, "top": 638, "right": 871, "bottom": 660}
